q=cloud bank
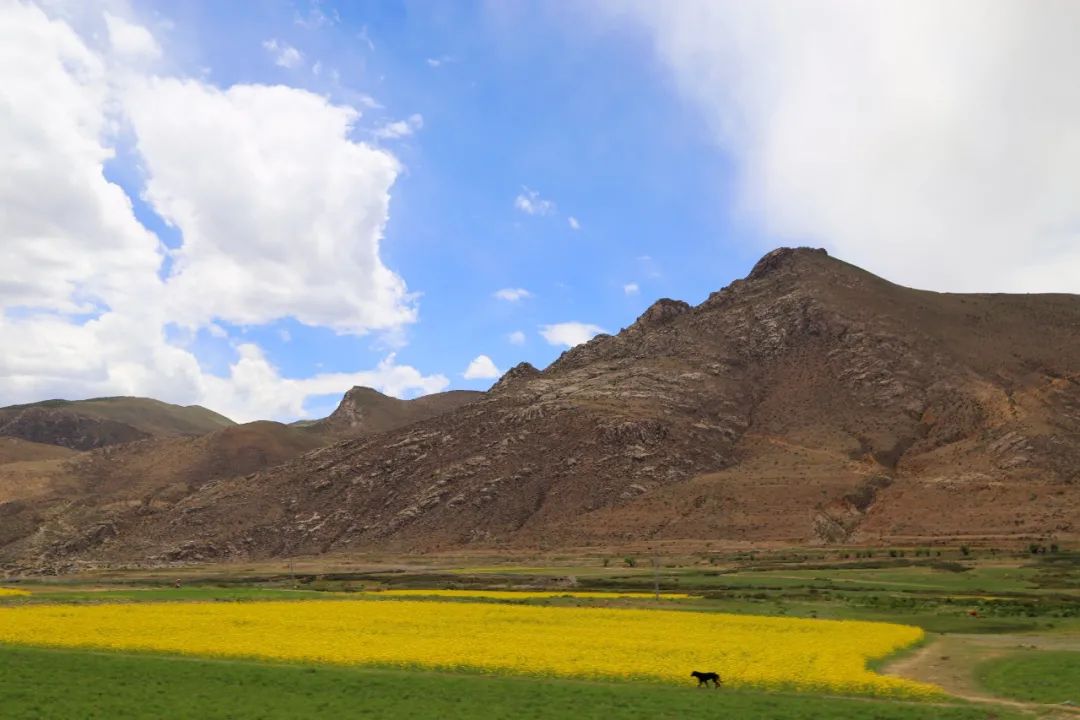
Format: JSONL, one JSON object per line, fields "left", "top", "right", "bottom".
{"left": 0, "top": 3, "right": 439, "bottom": 422}
{"left": 619, "top": 0, "right": 1080, "bottom": 293}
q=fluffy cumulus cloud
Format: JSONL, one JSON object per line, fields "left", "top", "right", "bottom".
{"left": 462, "top": 354, "right": 500, "bottom": 380}
{"left": 623, "top": 282, "right": 640, "bottom": 296}
{"left": 0, "top": 3, "right": 440, "bottom": 422}
{"left": 122, "top": 77, "right": 415, "bottom": 333}
{"left": 507, "top": 330, "right": 526, "bottom": 345}
{"left": 493, "top": 288, "right": 532, "bottom": 302}
{"left": 539, "top": 322, "right": 607, "bottom": 348}
{"left": 104, "top": 12, "right": 161, "bottom": 60}
{"left": 619, "top": 1, "right": 1080, "bottom": 293}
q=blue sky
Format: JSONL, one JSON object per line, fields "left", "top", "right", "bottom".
{"left": 3, "top": 0, "right": 1078, "bottom": 421}
{"left": 118, "top": 0, "right": 762, "bottom": 417}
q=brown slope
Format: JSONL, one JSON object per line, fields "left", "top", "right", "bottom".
{"left": 0, "top": 438, "right": 79, "bottom": 464}
{"left": 307, "top": 387, "right": 483, "bottom": 438}
{"left": 0, "top": 397, "right": 235, "bottom": 450}
{"left": 0, "top": 421, "right": 327, "bottom": 566}
{"left": 0, "top": 387, "right": 482, "bottom": 570}
{"left": 21, "top": 247, "right": 1080, "bottom": 563}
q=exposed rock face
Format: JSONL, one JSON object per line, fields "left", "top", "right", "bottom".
{"left": 311, "top": 387, "right": 483, "bottom": 437}
{"left": 491, "top": 362, "right": 541, "bottom": 393}
{"left": 0, "top": 408, "right": 149, "bottom": 450}
{"left": 3, "top": 247, "right": 1079, "bottom": 568}
{"left": 0, "top": 397, "right": 234, "bottom": 451}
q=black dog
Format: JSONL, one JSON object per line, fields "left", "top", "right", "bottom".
{"left": 691, "top": 670, "right": 722, "bottom": 688}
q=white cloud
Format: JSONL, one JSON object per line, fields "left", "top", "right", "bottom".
{"left": 623, "top": 282, "right": 640, "bottom": 296}
{"left": 104, "top": 12, "right": 161, "bottom": 60}
{"left": 0, "top": 1, "right": 163, "bottom": 316}
{"left": 294, "top": 1, "right": 339, "bottom": 30}
{"left": 374, "top": 113, "right": 423, "bottom": 139}
{"left": 123, "top": 76, "right": 415, "bottom": 334}
{"left": 426, "top": 55, "right": 454, "bottom": 68}
{"left": 539, "top": 322, "right": 607, "bottom": 348}
{"left": 463, "top": 354, "right": 500, "bottom": 380}
{"left": 262, "top": 38, "right": 303, "bottom": 69}
{"left": 493, "top": 288, "right": 532, "bottom": 302}
{"left": 514, "top": 187, "right": 555, "bottom": 216}
{"left": 0, "top": 4, "right": 440, "bottom": 423}
{"left": 203, "top": 348, "right": 447, "bottom": 422}
{"left": 507, "top": 330, "right": 526, "bottom": 345}
{"left": 619, "top": 1, "right": 1080, "bottom": 293}
{"left": 567, "top": 216, "right": 580, "bottom": 230}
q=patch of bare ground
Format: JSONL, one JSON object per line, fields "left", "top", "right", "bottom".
{"left": 884, "top": 634, "right": 1080, "bottom": 718}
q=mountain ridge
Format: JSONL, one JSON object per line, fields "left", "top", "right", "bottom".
{"left": 3, "top": 247, "right": 1078, "bottom": 569}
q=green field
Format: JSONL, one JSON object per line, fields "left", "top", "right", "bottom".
{"left": 0, "top": 645, "right": 1023, "bottom": 720}
{"left": 975, "top": 650, "right": 1080, "bottom": 704}
{"left": 1, "top": 549, "right": 1076, "bottom": 718}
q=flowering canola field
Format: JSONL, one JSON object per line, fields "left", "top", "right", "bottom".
{"left": 0, "top": 599, "right": 935, "bottom": 697}
{"left": 0, "top": 588, "right": 28, "bottom": 597}
{"left": 365, "top": 589, "right": 694, "bottom": 600}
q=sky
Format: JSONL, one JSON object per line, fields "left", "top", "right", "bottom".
{"left": 2, "top": 0, "right": 1079, "bottom": 422}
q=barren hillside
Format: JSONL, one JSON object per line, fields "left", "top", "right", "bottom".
{"left": 0, "top": 397, "right": 235, "bottom": 450}
{"left": 4, "top": 248, "right": 1079, "bottom": 568}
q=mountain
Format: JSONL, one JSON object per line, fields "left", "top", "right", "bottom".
{"left": 5, "top": 247, "right": 1079, "bottom": 568}
{"left": 307, "top": 387, "right": 483, "bottom": 438}
{"left": 0, "top": 388, "right": 482, "bottom": 569}
{"left": 0, "top": 421, "right": 326, "bottom": 561}
{"left": 0, "top": 397, "right": 235, "bottom": 451}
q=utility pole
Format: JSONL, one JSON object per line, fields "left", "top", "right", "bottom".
{"left": 652, "top": 554, "right": 660, "bottom": 601}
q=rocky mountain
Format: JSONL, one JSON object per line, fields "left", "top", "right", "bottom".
{"left": 4, "top": 247, "right": 1079, "bottom": 569}
{"left": 0, "top": 388, "right": 482, "bottom": 569}
{"left": 0, "top": 397, "right": 235, "bottom": 451}
{"left": 307, "top": 387, "right": 483, "bottom": 438}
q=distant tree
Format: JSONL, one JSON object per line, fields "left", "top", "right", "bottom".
{"left": 960, "top": 545, "right": 971, "bottom": 556}
{"left": 624, "top": 557, "right": 637, "bottom": 568}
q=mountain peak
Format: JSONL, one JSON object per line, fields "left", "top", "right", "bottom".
{"left": 631, "top": 298, "right": 691, "bottom": 329}
{"left": 747, "top": 246, "right": 830, "bottom": 280}
{"left": 491, "top": 362, "right": 541, "bottom": 393}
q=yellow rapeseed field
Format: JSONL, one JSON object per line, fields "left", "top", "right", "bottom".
{"left": 0, "top": 599, "right": 935, "bottom": 696}
{"left": 0, "top": 588, "right": 28, "bottom": 597}
{"left": 365, "top": 589, "right": 694, "bottom": 600}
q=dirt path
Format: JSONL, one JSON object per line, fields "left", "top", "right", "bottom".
{"left": 883, "top": 633, "right": 1080, "bottom": 718}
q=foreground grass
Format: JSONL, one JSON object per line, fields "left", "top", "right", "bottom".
{"left": 0, "top": 645, "right": 1021, "bottom": 720}
{"left": 975, "top": 650, "right": 1080, "bottom": 704}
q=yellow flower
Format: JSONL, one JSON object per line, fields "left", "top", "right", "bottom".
{"left": 366, "top": 589, "right": 694, "bottom": 600}
{"left": 0, "top": 588, "right": 28, "bottom": 597}
{"left": 0, "top": 599, "right": 936, "bottom": 697}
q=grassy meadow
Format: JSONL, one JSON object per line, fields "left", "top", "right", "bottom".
{"left": 1, "top": 547, "right": 1076, "bottom": 718}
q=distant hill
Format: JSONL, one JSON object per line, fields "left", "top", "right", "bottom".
{"left": 0, "top": 421, "right": 326, "bottom": 560}
{"left": 0, "top": 397, "right": 235, "bottom": 450}
{"left": 309, "top": 386, "right": 484, "bottom": 438}
{"left": 0, "top": 438, "right": 79, "bottom": 465}
{"left": 0, "top": 387, "right": 482, "bottom": 569}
